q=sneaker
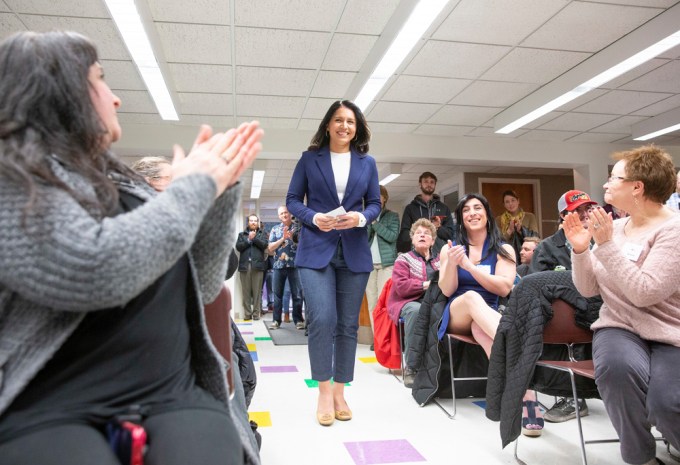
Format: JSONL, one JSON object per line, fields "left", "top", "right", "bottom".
{"left": 269, "top": 321, "right": 280, "bottom": 330}
{"left": 296, "top": 322, "right": 305, "bottom": 330}
{"left": 403, "top": 367, "right": 416, "bottom": 388}
{"left": 544, "top": 398, "right": 588, "bottom": 423}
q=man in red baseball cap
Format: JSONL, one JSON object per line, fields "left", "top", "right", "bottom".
{"left": 526, "top": 189, "right": 598, "bottom": 425}
{"left": 529, "top": 189, "right": 597, "bottom": 274}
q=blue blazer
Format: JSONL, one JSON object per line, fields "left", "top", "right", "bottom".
{"left": 286, "top": 146, "right": 381, "bottom": 273}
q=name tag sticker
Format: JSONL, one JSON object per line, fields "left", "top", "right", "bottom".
{"left": 622, "top": 243, "right": 643, "bottom": 261}
{"left": 476, "top": 264, "right": 491, "bottom": 274}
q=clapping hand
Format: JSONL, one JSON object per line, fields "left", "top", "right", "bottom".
{"left": 563, "top": 212, "right": 592, "bottom": 254}
{"left": 171, "top": 121, "right": 263, "bottom": 198}
{"left": 587, "top": 207, "right": 613, "bottom": 246}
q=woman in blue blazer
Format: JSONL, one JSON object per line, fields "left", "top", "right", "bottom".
{"left": 287, "top": 100, "right": 380, "bottom": 426}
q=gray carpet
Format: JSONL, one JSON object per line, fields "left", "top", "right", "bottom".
{"left": 262, "top": 318, "right": 308, "bottom": 346}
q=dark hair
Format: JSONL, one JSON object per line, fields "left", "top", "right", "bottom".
{"left": 501, "top": 189, "right": 519, "bottom": 201}
{"left": 0, "top": 31, "right": 140, "bottom": 219}
{"left": 308, "top": 100, "right": 370, "bottom": 153}
{"left": 613, "top": 145, "right": 676, "bottom": 204}
{"left": 454, "top": 193, "right": 515, "bottom": 264}
{"left": 419, "top": 171, "right": 437, "bottom": 183}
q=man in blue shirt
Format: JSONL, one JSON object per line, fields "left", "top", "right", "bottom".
{"left": 268, "top": 206, "right": 304, "bottom": 329}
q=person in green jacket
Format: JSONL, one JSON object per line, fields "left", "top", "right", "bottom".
{"left": 366, "top": 185, "right": 400, "bottom": 340}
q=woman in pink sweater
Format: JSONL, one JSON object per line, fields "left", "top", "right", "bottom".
{"left": 565, "top": 145, "right": 680, "bottom": 465}
{"left": 387, "top": 218, "right": 440, "bottom": 387}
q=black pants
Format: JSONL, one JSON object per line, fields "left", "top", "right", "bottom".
{"left": 0, "top": 408, "right": 243, "bottom": 465}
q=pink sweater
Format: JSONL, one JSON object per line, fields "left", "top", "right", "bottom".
{"left": 571, "top": 214, "right": 680, "bottom": 347}
{"left": 387, "top": 251, "right": 440, "bottom": 324}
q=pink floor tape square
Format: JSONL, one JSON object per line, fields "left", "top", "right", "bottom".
{"left": 344, "top": 439, "right": 425, "bottom": 465}
{"left": 260, "top": 365, "right": 298, "bottom": 373}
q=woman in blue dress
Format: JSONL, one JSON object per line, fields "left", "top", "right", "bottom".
{"left": 438, "top": 193, "right": 546, "bottom": 436}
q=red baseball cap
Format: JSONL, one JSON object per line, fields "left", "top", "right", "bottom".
{"left": 557, "top": 190, "right": 597, "bottom": 213}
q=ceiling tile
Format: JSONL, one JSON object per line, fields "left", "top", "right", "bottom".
{"left": 118, "top": 113, "right": 164, "bottom": 125}
{"left": 414, "top": 125, "right": 474, "bottom": 137}
{"left": 20, "top": 16, "right": 129, "bottom": 60}
{"left": 522, "top": 2, "right": 661, "bottom": 52}
{"left": 560, "top": 89, "right": 609, "bottom": 112}
{"left": 518, "top": 129, "right": 580, "bottom": 141}
{"left": 176, "top": 114, "right": 236, "bottom": 127}
{"left": 1, "top": 12, "right": 28, "bottom": 39}
{"left": 522, "top": 111, "right": 563, "bottom": 129}
{"left": 585, "top": 0, "right": 677, "bottom": 6}
{"left": 149, "top": 0, "right": 228, "bottom": 23}
{"left": 5, "top": 0, "right": 108, "bottom": 16}
{"left": 576, "top": 90, "right": 673, "bottom": 114}
{"left": 567, "top": 132, "right": 627, "bottom": 143}
{"left": 236, "top": 0, "right": 343, "bottom": 31}
{"left": 481, "top": 48, "right": 590, "bottom": 84}
{"left": 179, "top": 93, "right": 233, "bottom": 116}
{"left": 237, "top": 117, "right": 299, "bottom": 129}
{"left": 237, "top": 67, "right": 315, "bottom": 97}
{"left": 336, "top": 0, "right": 400, "bottom": 35}
{"left": 156, "top": 23, "right": 230, "bottom": 64}
{"left": 236, "top": 27, "right": 328, "bottom": 68}
{"left": 619, "top": 60, "right": 680, "bottom": 94}
{"left": 428, "top": 105, "right": 502, "bottom": 126}
{"left": 299, "top": 118, "right": 322, "bottom": 130}
{"left": 169, "top": 63, "right": 232, "bottom": 93}
{"left": 368, "top": 101, "right": 441, "bottom": 124}
{"left": 632, "top": 94, "right": 680, "bottom": 117}
{"left": 116, "top": 90, "right": 157, "bottom": 114}
{"left": 405, "top": 41, "right": 511, "bottom": 79}
{"left": 101, "top": 60, "right": 145, "bottom": 91}
{"left": 433, "top": 0, "right": 568, "bottom": 46}
{"left": 590, "top": 115, "right": 648, "bottom": 134}
{"left": 538, "top": 112, "right": 619, "bottom": 132}
{"left": 322, "top": 33, "right": 377, "bottom": 72}
{"left": 370, "top": 122, "right": 418, "bottom": 133}
{"left": 311, "top": 71, "right": 356, "bottom": 98}
{"left": 602, "top": 58, "right": 668, "bottom": 90}
{"left": 302, "top": 98, "right": 339, "bottom": 120}
{"left": 237, "top": 95, "right": 306, "bottom": 118}
{"left": 449, "top": 81, "right": 538, "bottom": 107}
{"left": 382, "top": 76, "right": 472, "bottom": 104}
{"left": 467, "top": 127, "right": 528, "bottom": 138}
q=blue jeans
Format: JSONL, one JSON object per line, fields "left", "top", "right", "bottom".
{"left": 272, "top": 268, "right": 303, "bottom": 324}
{"left": 298, "top": 245, "right": 369, "bottom": 383}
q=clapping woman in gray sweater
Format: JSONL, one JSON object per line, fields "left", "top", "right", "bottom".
{"left": 0, "top": 31, "right": 262, "bottom": 465}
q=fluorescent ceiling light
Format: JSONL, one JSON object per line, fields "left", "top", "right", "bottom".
{"left": 635, "top": 123, "right": 680, "bottom": 140}
{"left": 496, "top": 30, "right": 680, "bottom": 134}
{"left": 104, "top": 0, "right": 179, "bottom": 120}
{"left": 633, "top": 106, "right": 680, "bottom": 140}
{"left": 380, "top": 174, "right": 401, "bottom": 185}
{"left": 379, "top": 163, "right": 402, "bottom": 186}
{"left": 494, "top": 0, "right": 680, "bottom": 136}
{"left": 354, "top": 0, "right": 449, "bottom": 112}
{"left": 250, "top": 170, "right": 265, "bottom": 199}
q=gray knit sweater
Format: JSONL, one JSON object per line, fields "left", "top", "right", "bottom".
{"left": 0, "top": 157, "right": 259, "bottom": 463}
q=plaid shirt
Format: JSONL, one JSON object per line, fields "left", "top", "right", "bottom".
{"left": 269, "top": 222, "right": 297, "bottom": 269}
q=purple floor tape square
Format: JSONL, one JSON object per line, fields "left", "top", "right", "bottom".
{"left": 344, "top": 439, "right": 425, "bottom": 465}
{"left": 240, "top": 331, "right": 254, "bottom": 335}
{"left": 260, "top": 365, "right": 298, "bottom": 373}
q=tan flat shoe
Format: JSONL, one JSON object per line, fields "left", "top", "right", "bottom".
{"left": 317, "top": 412, "right": 334, "bottom": 426}
{"left": 335, "top": 410, "right": 352, "bottom": 421}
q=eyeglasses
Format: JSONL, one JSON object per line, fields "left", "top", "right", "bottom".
{"left": 607, "top": 175, "right": 628, "bottom": 183}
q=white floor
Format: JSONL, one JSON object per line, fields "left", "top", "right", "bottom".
{"left": 238, "top": 315, "right": 676, "bottom": 465}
